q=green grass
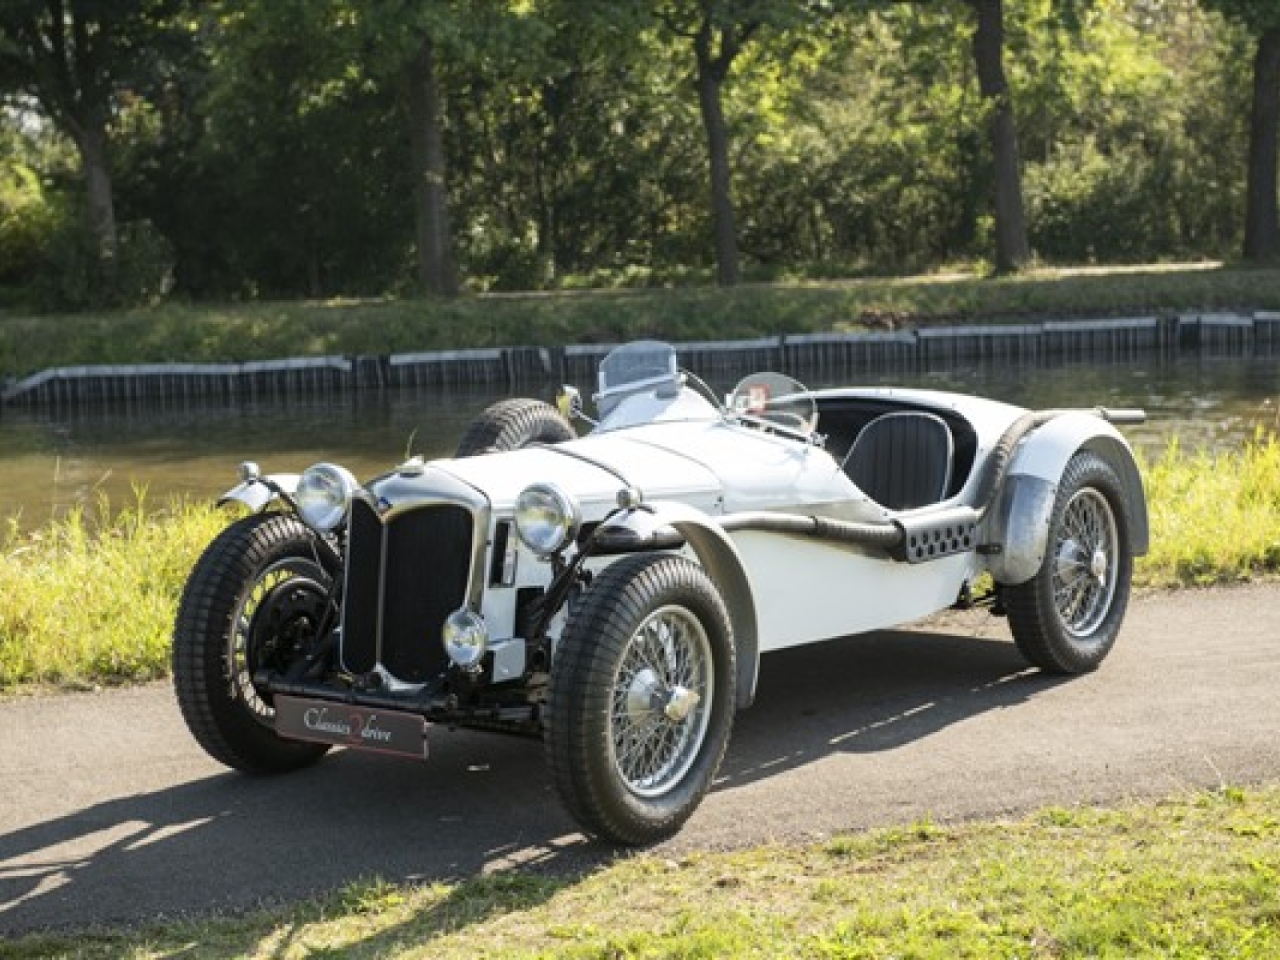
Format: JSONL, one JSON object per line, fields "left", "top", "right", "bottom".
{"left": 0, "top": 494, "right": 226, "bottom": 691}
{"left": 1141, "top": 432, "right": 1280, "bottom": 587}
{"left": 4, "top": 785, "right": 1278, "bottom": 958}
{"left": 2, "top": 435, "right": 1280, "bottom": 693}
{"left": 3, "top": 263, "right": 1279, "bottom": 378}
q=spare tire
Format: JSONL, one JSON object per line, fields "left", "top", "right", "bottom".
{"left": 455, "top": 398, "right": 576, "bottom": 457}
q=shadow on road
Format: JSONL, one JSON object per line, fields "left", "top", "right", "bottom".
{"left": 0, "top": 624, "right": 1060, "bottom": 937}
{"left": 720, "top": 626, "right": 1064, "bottom": 788}
{"left": 0, "top": 731, "right": 600, "bottom": 937}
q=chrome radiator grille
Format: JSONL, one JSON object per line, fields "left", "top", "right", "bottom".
{"left": 341, "top": 498, "right": 474, "bottom": 683}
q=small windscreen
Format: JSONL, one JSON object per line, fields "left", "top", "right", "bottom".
{"left": 598, "top": 340, "right": 679, "bottom": 397}
{"left": 726, "top": 371, "right": 818, "bottom": 437}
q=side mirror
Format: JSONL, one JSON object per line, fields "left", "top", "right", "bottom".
{"left": 556, "top": 385, "right": 583, "bottom": 420}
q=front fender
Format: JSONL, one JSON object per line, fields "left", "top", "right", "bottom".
{"left": 217, "top": 474, "right": 300, "bottom": 513}
{"left": 601, "top": 501, "right": 761, "bottom": 710}
{"left": 983, "top": 413, "right": 1149, "bottom": 585}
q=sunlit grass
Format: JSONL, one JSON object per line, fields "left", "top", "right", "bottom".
{"left": 0, "top": 493, "right": 225, "bottom": 691}
{"left": 1139, "top": 431, "right": 1280, "bottom": 587}
{"left": 6, "top": 786, "right": 1279, "bottom": 958}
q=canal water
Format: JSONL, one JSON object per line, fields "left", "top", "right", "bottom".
{"left": 1, "top": 351, "right": 1277, "bottom": 530}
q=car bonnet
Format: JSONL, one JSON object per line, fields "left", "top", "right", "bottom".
{"left": 424, "top": 424, "right": 724, "bottom": 515}
{"left": 425, "top": 417, "right": 849, "bottom": 516}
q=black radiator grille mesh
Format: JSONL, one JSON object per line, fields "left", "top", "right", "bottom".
{"left": 341, "top": 499, "right": 474, "bottom": 682}
{"left": 342, "top": 499, "right": 383, "bottom": 675}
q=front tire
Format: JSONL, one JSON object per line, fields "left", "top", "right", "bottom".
{"left": 173, "top": 512, "right": 333, "bottom": 773}
{"left": 1005, "top": 451, "right": 1133, "bottom": 674}
{"left": 545, "top": 554, "right": 736, "bottom": 845}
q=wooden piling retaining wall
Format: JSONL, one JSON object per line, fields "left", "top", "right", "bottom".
{"left": 3, "top": 312, "right": 1279, "bottom": 410}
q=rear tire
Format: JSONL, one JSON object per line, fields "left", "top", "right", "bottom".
{"left": 545, "top": 554, "right": 735, "bottom": 845}
{"left": 1005, "top": 451, "right": 1133, "bottom": 674}
{"left": 455, "top": 399, "right": 575, "bottom": 457}
{"left": 173, "top": 513, "right": 332, "bottom": 773}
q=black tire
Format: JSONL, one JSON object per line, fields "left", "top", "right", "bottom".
{"left": 173, "top": 512, "right": 333, "bottom": 773}
{"left": 455, "top": 398, "right": 575, "bottom": 457}
{"left": 1004, "top": 451, "right": 1134, "bottom": 674}
{"left": 545, "top": 554, "right": 736, "bottom": 845}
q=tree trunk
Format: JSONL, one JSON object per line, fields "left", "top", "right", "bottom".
{"left": 408, "top": 38, "right": 459, "bottom": 296}
{"left": 1244, "top": 27, "right": 1280, "bottom": 262}
{"left": 695, "top": 50, "right": 741, "bottom": 287}
{"left": 75, "top": 119, "right": 119, "bottom": 284}
{"left": 969, "top": 0, "right": 1030, "bottom": 274}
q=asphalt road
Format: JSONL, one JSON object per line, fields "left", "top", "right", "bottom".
{"left": 3, "top": 584, "right": 1278, "bottom": 936}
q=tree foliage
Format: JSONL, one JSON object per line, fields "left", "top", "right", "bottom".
{"left": 0, "top": 0, "right": 1268, "bottom": 306}
{"left": 0, "top": 0, "right": 191, "bottom": 301}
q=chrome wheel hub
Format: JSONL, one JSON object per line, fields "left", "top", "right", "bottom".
{"left": 1090, "top": 548, "right": 1108, "bottom": 584}
{"left": 663, "top": 685, "right": 701, "bottom": 723}
{"left": 624, "top": 668, "right": 662, "bottom": 720}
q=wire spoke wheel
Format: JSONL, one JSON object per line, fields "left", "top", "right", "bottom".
{"left": 1050, "top": 488, "right": 1119, "bottom": 638}
{"left": 173, "top": 513, "right": 334, "bottom": 773}
{"left": 228, "top": 558, "right": 329, "bottom": 725}
{"left": 1005, "top": 451, "right": 1134, "bottom": 675}
{"left": 546, "top": 553, "right": 736, "bottom": 846}
{"left": 609, "top": 605, "right": 713, "bottom": 798}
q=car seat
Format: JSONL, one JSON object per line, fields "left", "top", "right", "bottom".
{"left": 843, "top": 411, "right": 954, "bottom": 510}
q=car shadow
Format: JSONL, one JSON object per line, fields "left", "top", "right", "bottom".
{"left": 1, "top": 624, "right": 1056, "bottom": 938}
{"left": 718, "top": 625, "right": 1065, "bottom": 789}
{"left": 0, "top": 731, "right": 602, "bottom": 937}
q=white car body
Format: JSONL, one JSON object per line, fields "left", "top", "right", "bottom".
{"left": 186, "top": 340, "right": 1148, "bottom": 845}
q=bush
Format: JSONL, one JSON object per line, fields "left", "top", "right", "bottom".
{"left": 1026, "top": 139, "right": 1182, "bottom": 263}
{"left": 32, "top": 216, "right": 175, "bottom": 311}
{"left": 114, "top": 219, "right": 176, "bottom": 305}
{"left": 0, "top": 161, "right": 59, "bottom": 288}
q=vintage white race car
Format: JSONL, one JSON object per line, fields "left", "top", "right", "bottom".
{"left": 173, "top": 340, "right": 1148, "bottom": 845}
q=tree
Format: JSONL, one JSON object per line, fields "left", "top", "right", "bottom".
{"left": 354, "top": 2, "right": 553, "bottom": 296}
{"left": 650, "top": 2, "right": 824, "bottom": 286}
{"left": 335, "top": 2, "right": 462, "bottom": 296}
{"left": 0, "top": 0, "right": 186, "bottom": 286}
{"left": 406, "top": 35, "right": 457, "bottom": 296}
{"left": 965, "top": 0, "right": 1031, "bottom": 272}
{"left": 184, "top": 0, "right": 412, "bottom": 298}
{"left": 1199, "top": 0, "right": 1280, "bottom": 261}
{"left": 651, "top": 3, "right": 751, "bottom": 285}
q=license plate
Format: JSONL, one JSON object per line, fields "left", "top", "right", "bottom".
{"left": 274, "top": 695, "right": 428, "bottom": 760}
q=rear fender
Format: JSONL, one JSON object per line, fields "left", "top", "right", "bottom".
{"left": 601, "top": 501, "right": 760, "bottom": 709}
{"left": 217, "top": 474, "right": 300, "bottom": 513}
{"left": 983, "top": 413, "right": 1148, "bottom": 585}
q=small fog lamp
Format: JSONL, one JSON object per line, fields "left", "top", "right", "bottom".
{"left": 443, "top": 609, "right": 489, "bottom": 670}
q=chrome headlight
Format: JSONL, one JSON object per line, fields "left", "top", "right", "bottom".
{"left": 514, "top": 483, "right": 580, "bottom": 557}
{"left": 295, "top": 463, "right": 356, "bottom": 532}
{"left": 443, "top": 609, "right": 489, "bottom": 670}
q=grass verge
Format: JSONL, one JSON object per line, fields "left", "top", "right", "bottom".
{"left": 0, "top": 495, "right": 226, "bottom": 691}
{"left": 3, "top": 785, "right": 1278, "bottom": 958}
{"left": 2, "top": 435, "right": 1280, "bottom": 692}
{"left": 1140, "top": 432, "right": 1280, "bottom": 587}
{"left": 3, "top": 263, "right": 1280, "bottom": 379}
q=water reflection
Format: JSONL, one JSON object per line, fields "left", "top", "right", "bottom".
{"left": 1, "top": 353, "right": 1277, "bottom": 530}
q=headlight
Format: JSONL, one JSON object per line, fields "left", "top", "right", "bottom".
{"left": 443, "top": 609, "right": 488, "bottom": 670}
{"left": 514, "top": 483, "right": 580, "bottom": 557}
{"left": 295, "top": 463, "right": 356, "bottom": 532}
